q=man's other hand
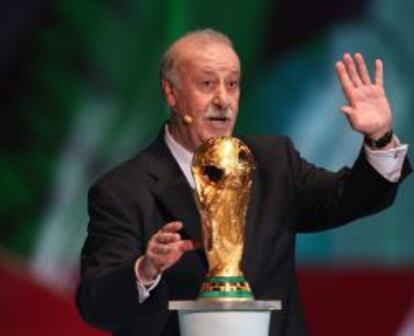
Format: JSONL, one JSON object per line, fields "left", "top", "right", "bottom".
{"left": 137, "top": 221, "right": 198, "bottom": 282}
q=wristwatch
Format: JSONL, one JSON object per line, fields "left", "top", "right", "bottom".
{"left": 364, "top": 129, "right": 394, "bottom": 149}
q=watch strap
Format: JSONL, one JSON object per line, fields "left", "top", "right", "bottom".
{"left": 365, "top": 129, "right": 394, "bottom": 149}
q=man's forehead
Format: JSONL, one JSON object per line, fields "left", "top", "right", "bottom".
{"left": 175, "top": 42, "right": 240, "bottom": 74}
{"left": 172, "top": 34, "right": 233, "bottom": 53}
{"left": 195, "top": 67, "right": 240, "bottom": 79}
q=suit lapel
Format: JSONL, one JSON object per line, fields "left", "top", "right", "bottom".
{"left": 239, "top": 136, "right": 261, "bottom": 283}
{"left": 154, "top": 180, "right": 202, "bottom": 242}
{"left": 242, "top": 162, "right": 260, "bottom": 280}
{"left": 145, "top": 131, "right": 202, "bottom": 243}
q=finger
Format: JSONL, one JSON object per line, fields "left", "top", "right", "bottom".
{"left": 155, "top": 232, "right": 181, "bottom": 244}
{"left": 173, "top": 240, "right": 198, "bottom": 252}
{"left": 375, "top": 59, "right": 383, "bottom": 86}
{"left": 161, "top": 221, "right": 183, "bottom": 233}
{"left": 354, "top": 53, "right": 372, "bottom": 85}
{"left": 343, "top": 53, "right": 363, "bottom": 87}
{"left": 152, "top": 244, "right": 172, "bottom": 255}
{"left": 335, "top": 61, "right": 356, "bottom": 104}
{"left": 191, "top": 240, "right": 202, "bottom": 249}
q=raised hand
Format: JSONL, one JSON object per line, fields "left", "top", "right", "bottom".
{"left": 335, "top": 53, "right": 392, "bottom": 141}
{"left": 138, "top": 221, "right": 198, "bottom": 282}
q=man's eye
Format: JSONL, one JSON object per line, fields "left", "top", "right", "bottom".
{"left": 227, "top": 80, "right": 239, "bottom": 89}
{"left": 202, "top": 80, "right": 213, "bottom": 88}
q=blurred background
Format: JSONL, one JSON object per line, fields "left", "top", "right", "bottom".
{"left": 1, "top": 0, "right": 413, "bottom": 335}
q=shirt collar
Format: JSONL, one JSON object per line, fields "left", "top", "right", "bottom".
{"left": 164, "top": 124, "right": 195, "bottom": 189}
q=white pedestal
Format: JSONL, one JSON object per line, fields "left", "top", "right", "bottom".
{"left": 169, "top": 301, "right": 281, "bottom": 336}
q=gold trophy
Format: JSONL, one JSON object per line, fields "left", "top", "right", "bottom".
{"left": 192, "top": 136, "right": 255, "bottom": 301}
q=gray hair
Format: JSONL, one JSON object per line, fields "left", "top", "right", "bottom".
{"left": 159, "top": 29, "right": 234, "bottom": 87}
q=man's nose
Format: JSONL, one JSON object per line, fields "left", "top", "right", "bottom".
{"left": 213, "top": 84, "right": 230, "bottom": 109}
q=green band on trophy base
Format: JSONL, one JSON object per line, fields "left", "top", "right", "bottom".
{"left": 199, "top": 275, "right": 254, "bottom": 300}
{"left": 199, "top": 291, "right": 254, "bottom": 299}
{"left": 205, "top": 276, "right": 246, "bottom": 283}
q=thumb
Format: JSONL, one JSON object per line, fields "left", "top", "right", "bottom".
{"left": 341, "top": 105, "right": 354, "bottom": 116}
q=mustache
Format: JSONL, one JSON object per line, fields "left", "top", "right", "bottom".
{"left": 204, "top": 106, "right": 232, "bottom": 119}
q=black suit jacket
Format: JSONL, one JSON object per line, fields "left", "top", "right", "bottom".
{"left": 76, "top": 131, "right": 411, "bottom": 336}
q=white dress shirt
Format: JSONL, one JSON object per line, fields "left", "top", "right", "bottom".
{"left": 135, "top": 125, "right": 408, "bottom": 302}
{"left": 163, "top": 125, "right": 196, "bottom": 189}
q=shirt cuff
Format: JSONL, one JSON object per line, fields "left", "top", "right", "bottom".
{"left": 134, "top": 256, "right": 161, "bottom": 304}
{"left": 364, "top": 136, "right": 409, "bottom": 182}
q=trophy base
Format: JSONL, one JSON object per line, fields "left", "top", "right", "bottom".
{"left": 199, "top": 276, "right": 254, "bottom": 300}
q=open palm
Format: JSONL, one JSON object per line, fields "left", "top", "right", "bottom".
{"left": 336, "top": 53, "right": 392, "bottom": 140}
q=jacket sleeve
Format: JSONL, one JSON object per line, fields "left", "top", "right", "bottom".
{"left": 285, "top": 138, "right": 412, "bottom": 232}
{"left": 76, "top": 182, "right": 169, "bottom": 333}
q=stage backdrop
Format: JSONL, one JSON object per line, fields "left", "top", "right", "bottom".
{"left": 1, "top": 0, "right": 413, "bottom": 335}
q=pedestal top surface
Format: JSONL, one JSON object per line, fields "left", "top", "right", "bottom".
{"left": 169, "top": 300, "right": 282, "bottom": 311}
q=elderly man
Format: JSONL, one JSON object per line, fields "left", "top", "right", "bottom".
{"left": 76, "top": 29, "right": 411, "bottom": 335}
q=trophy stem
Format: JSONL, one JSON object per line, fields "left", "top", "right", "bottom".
{"left": 199, "top": 275, "right": 254, "bottom": 301}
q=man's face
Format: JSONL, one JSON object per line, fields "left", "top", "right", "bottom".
{"left": 165, "top": 42, "right": 241, "bottom": 152}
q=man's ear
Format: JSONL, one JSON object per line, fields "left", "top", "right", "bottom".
{"left": 162, "top": 79, "right": 177, "bottom": 108}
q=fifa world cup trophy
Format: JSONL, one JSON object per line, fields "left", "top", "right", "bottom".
{"left": 192, "top": 136, "right": 255, "bottom": 301}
